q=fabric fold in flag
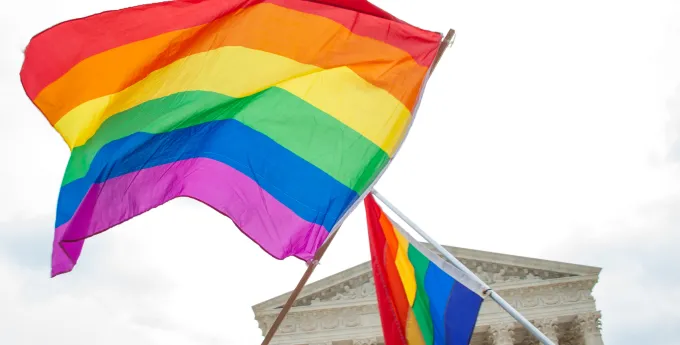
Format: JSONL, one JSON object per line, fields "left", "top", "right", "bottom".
{"left": 364, "top": 193, "right": 486, "bottom": 345}
{"left": 20, "top": 0, "right": 443, "bottom": 277}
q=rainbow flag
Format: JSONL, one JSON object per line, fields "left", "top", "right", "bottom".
{"left": 19, "top": 0, "right": 443, "bottom": 277}
{"left": 364, "top": 194, "right": 486, "bottom": 345}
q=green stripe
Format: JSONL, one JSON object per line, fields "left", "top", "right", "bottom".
{"left": 408, "top": 244, "right": 434, "bottom": 345}
{"left": 62, "top": 89, "right": 389, "bottom": 193}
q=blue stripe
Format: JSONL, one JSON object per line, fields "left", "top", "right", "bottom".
{"left": 56, "top": 119, "right": 358, "bottom": 230}
{"left": 444, "top": 280, "right": 483, "bottom": 345}
{"left": 424, "top": 263, "right": 455, "bottom": 345}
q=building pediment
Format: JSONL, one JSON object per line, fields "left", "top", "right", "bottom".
{"left": 292, "top": 270, "right": 376, "bottom": 308}
{"left": 252, "top": 245, "right": 601, "bottom": 313}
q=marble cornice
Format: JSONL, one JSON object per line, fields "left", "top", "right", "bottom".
{"left": 253, "top": 246, "right": 602, "bottom": 314}
{"left": 444, "top": 246, "right": 601, "bottom": 276}
{"left": 491, "top": 274, "right": 599, "bottom": 292}
{"left": 255, "top": 275, "right": 598, "bottom": 322}
{"left": 255, "top": 273, "right": 599, "bottom": 318}
{"left": 256, "top": 299, "right": 376, "bottom": 317}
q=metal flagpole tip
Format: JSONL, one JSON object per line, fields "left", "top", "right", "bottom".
{"left": 448, "top": 30, "right": 456, "bottom": 48}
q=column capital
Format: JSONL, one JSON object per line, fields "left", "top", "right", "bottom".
{"left": 488, "top": 322, "right": 516, "bottom": 345}
{"left": 533, "top": 317, "right": 560, "bottom": 343}
{"left": 574, "top": 311, "right": 602, "bottom": 337}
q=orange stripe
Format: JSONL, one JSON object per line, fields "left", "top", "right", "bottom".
{"left": 379, "top": 212, "right": 400, "bottom": 258}
{"left": 384, "top": 244, "right": 410, "bottom": 330}
{"left": 35, "top": 2, "right": 428, "bottom": 126}
{"left": 380, "top": 212, "right": 417, "bottom": 305}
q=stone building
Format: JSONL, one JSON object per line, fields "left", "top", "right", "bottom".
{"left": 253, "top": 245, "right": 604, "bottom": 345}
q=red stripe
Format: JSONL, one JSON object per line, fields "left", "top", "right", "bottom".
{"left": 376, "top": 210, "right": 410, "bottom": 329}
{"left": 21, "top": 0, "right": 441, "bottom": 100}
{"left": 276, "top": 0, "right": 441, "bottom": 66}
{"left": 370, "top": 196, "right": 410, "bottom": 327}
{"left": 365, "top": 194, "right": 408, "bottom": 345}
{"left": 305, "top": 0, "right": 401, "bottom": 22}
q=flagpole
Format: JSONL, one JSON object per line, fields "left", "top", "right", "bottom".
{"left": 371, "top": 189, "right": 557, "bottom": 345}
{"left": 259, "top": 230, "right": 335, "bottom": 345}
{"left": 431, "top": 29, "right": 456, "bottom": 71}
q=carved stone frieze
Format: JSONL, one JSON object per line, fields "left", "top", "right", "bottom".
{"left": 293, "top": 272, "right": 376, "bottom": 307}
{"left": 279, "top": 316, "right": 297, "bottom": 334}
{"left": 330, "top": 277, "right": 376, "bottom": 301}
{"left": 456, "top": 258, "right": 576, "bottom": 285}
{"left": 479, "top": 280, "right": 596, "bottom": 313}
{"left": 300, "top": 313, "right": 318, "bottom": 332}
{"left": 255, "top": 244, "right": 601, "bottom": 315}
{"left": 342, "top": 308, "right": 362, "bottom": 328}
{"left": 258, "top": 305, "right": 372, "bottom": 336}
{"left": 259, "top": 278, "right": 598, "bottom": 336}
{"left": 353, "top": 337, "right": 378, "bottom": 345}
{"left": 320, "top": 310, "right": 340, "bottom": 330}
{"left": 286, "top": 256, "right": 584, "bottom": 309}
{"left": 488, "top": 322, "right": 516, "bottom": 345}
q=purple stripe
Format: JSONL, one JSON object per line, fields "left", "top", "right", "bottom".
{"left": 52, "top": 157, "right": 328, "bottom": 277}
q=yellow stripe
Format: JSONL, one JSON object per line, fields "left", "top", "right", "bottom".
{"left": 406, "top": 310, "right": 427, "bottom": 345}
{"left": 54, "top": 46, "right": 411, "bottom": 154}
{"left": 394, "top": 229, "right": 417, "bottom": 306}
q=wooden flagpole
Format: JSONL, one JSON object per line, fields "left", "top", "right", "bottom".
{"left": 259, "top": 229, "right": 337, "bottom": 345}
{"left": 259, "top": 28, "right": 456, "bottom": 345}
{"left": 431, "top": 29, "right": 456, "bottom": 72}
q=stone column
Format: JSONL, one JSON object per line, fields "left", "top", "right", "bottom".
{"left": 534, "top": 318, "right": 560, "bottom": 344}
{"left": 574, "top": 312, "right": 603, "bottom": 345}
{"left": 488, "top": 322, "right": 516, "bottom": 345}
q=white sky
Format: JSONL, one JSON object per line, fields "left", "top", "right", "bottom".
{"left": 1, "top": 0, "right": 679, "bottom": 344}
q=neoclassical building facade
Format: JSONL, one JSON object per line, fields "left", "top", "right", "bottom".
{"left": 253, "top": 245, "right": 604, "bottom": 345}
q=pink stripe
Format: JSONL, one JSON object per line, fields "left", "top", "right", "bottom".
{"left": 51, "top": 158, "right": 328, "bottom": 277}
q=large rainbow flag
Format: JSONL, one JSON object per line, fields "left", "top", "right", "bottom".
{"left": 19, "top": 0, "right": 443, "bottom": 277}
{"left": 364, "top": 193, "right": 486, "bottom": 345}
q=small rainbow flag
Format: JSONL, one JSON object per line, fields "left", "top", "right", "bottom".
{"left": 364, "top": 193, "right": 486, "bottom": 345}
{"left": 20, "top": 0, "right": 443, "bottom": 276}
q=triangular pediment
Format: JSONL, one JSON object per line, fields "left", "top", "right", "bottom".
{"left": 252, "top": 245, "right": 601, "bottom": 312}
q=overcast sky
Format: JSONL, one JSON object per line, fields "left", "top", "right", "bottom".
{"left": 1, "top": 0, "right": 679, "bottom": 344}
